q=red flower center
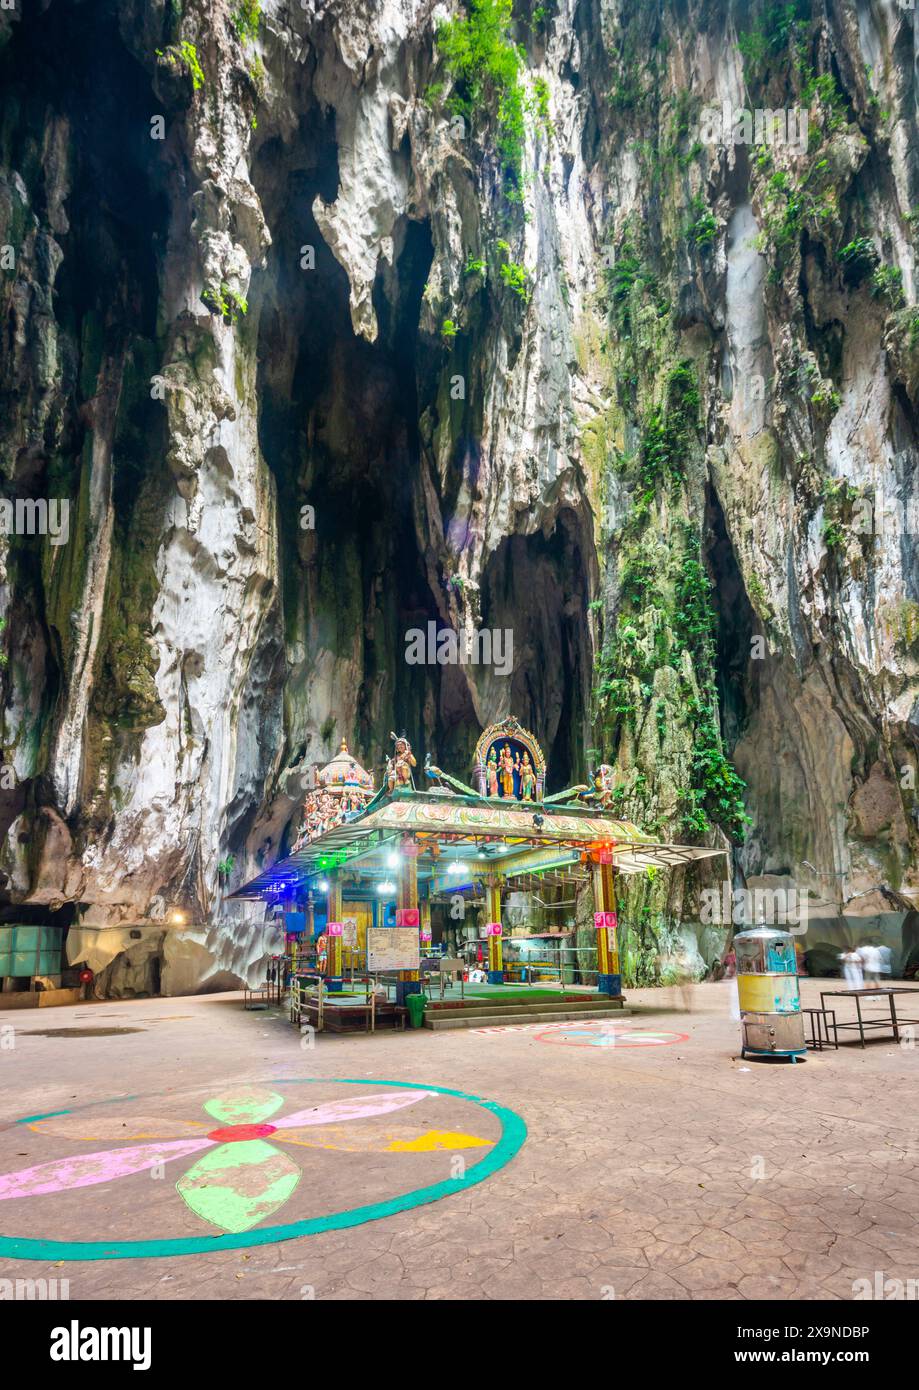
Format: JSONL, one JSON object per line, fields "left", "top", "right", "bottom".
{"left": 206, "top": 1122, "right": 278, "bottom": 1142}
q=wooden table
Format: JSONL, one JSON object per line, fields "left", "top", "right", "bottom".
{"left": 818, "top": 987, "right": 919, "bottom": 1048}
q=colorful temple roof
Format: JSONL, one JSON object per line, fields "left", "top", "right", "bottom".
{"left": 316, "top": 738, "right": 374, "bottom": 795}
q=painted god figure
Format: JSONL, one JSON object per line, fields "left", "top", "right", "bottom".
{"left": 486, "top": 747, "right": 499, "bottom": 797}
{"left": 499, "top": 743, "right": 517, "bottom": 798}
{"left": 519, "top": 751, "right": 536, "bottom": 801}
{"left": 386, "top": 732, "right": 417, "bottom": 793}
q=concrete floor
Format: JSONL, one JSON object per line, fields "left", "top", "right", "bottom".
{"left": 1, "top": 977, "right": 918, "bottom": 1300}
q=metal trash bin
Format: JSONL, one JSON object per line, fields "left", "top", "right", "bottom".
{"left": 735, "top": 926, "right": 806, "bottom": 1062}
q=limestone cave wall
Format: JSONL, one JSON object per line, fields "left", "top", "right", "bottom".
{"left": 0, "top": 0, "right": 916, "bottom": 992}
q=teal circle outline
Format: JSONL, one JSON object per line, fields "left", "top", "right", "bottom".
{"left": 0, "top": 1077, "right": 526, "bottom": 1262}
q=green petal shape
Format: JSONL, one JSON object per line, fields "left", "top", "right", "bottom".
{"left": 203, "top": 1087, "right": 284, "bottom": 1125}
{"left": 176, "top": 1141, "right": 300, "bottom": 1233}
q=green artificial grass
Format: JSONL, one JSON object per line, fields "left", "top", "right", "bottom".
{"left": 464, "top": 989, "right": 587, "bottom": 1004}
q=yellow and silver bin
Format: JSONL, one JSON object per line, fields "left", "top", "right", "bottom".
{"left": 735, "top": 926, "right": 806, "bottom": 1062}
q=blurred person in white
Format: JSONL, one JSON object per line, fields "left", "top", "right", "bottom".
{"left": 878, "top": 942, "right": 893, "bottom": 979}
{"left": 840, "top": 946, "right": 864, "bottom": 991}
{"left": 722, "top": 944, "right": 740, "bottom": 1022}
{"left": 858, "top": 941, "right": 882, "bottom": 986}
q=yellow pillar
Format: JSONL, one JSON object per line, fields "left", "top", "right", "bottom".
{"left": 592, "top": 850, "right": 621, "bottom": 995}
{"left": 395, "top": 838, "right": 421, "bottom": 994}
{"left": 485, "top": 875, "right": 503, "bottom": 983}
{"left": 326, "top": 871, "right": 343, "bottom": 986}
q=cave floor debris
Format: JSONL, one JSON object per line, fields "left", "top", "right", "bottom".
{"left": 1, "top": 979, "right": 918, "bottom": 1300}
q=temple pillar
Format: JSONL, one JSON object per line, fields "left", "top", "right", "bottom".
{"left": 485, "top": 875, "right": 504, "bottom": 984}
{"left": 395, "top": 838, "right": 422, "bottom": 1001}
{"left": 326, "top": 872, "right": 343, "bottom": 992}
{"left": 592, "top": 850, "right": 621, "bottom": 996}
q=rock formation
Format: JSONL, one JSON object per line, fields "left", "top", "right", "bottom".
{"left": 0, "top": 0, "right": 916, "bottom": 993}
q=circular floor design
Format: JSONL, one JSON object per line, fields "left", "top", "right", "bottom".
{"left": 535, "top": 1023, "right": 690, "bottom": 1047}
{"left": 0, "top": 1077, "right": 526, "bottom": 1261}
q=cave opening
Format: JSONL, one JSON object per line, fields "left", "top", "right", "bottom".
{"left": 478, "top": 510, "right": 593, "bottom": 789}
{"left": 0, "top": 0, "right": 170, "bottom": 857}
{"left": 250, "top": 120, "right": 594, "bottom": 791}
{"left": 250, "top": 123, "right": 459, "bottom": 777}
{"left": 703, "top": 482, "right": 756, "bottom": 756}
{"left": 1, "top": 0, "right": 168, "bottom": 353}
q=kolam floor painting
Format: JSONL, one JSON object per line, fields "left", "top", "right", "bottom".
{"left": 0, "top": 1078, "right": 526, "bottom": 1261}
{"left": 534, "top": 1023, "right": 691, "bottom": 1047}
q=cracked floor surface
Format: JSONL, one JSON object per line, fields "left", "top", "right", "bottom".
{"left": 1, "top": 978, "right": 917, "bottom": 1300}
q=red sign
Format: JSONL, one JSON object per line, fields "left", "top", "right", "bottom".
{"left": 396, "top": 907, "right": 420, "bottom": 928}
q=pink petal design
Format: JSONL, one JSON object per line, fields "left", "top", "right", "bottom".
{"left": 274, "top": 1090, "right": 436, "bottom": 1130}
{"left": 0, "top": 1137, "right": 214, "bottom": 1200}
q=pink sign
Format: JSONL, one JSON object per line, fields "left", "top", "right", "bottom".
{"left": 327, "top": 922, "right": 343, "bottom": 936}
{"left": 486, "top": 923, "right": 502, "bottom": 937}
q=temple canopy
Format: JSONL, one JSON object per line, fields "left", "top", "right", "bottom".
{"left": 231, "top": 787, "right": 725, "bottom": 901}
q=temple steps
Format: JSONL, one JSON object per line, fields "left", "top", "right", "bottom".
{"left": 423, "top": 997, "right": 627, "bottom": 1029}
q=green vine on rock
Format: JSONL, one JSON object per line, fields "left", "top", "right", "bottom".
{"left": 672, "top": 542, "right": 751, "bottom": 841}
{"left": 156, "top": 40, "right": 205, "bottom": 92}
{"left": 434, "top": 0, "right": 554, "bottom": 204}
{"left": 638, "top": 361, "right": 700, "bottom": 497}
{"left": 201, "top": 283, "right": 248, "bottom": 326}
{"left": 231, "top": 1, "right": 261, "bottom": 42}
{"left": 436, "top": 0, "right": 527, "bottom": 195}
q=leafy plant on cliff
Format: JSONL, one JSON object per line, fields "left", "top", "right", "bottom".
{"left": 156, "top": 40, "right": 205, "bottom": 92}
{"left": 754, "top": 161, "right": 838, "bottom": 271}
{"left": 819, "top": 477, "right": 861, "bottom": 554}
{"left": 201, "top": 283, "right": 248, "bottom": 325}
{"left": 436, "top": 0, "right": 527, "bottom": 192}
{"left": 602, "top": 229, "right": 667, "bottom": 339}
{"left": 248, "top": 55, "right": 266, "bottom": 100}
{"left": 499, "top": 258, "right": 529, "bottom": 299}
{"left": 686, "top": 194, "right": 718, "bottom": 248}
{"left": 231, "top": 1, "right": 261, "bottom": 42}
{"left": 595, "top": 523, "right": 750, "bottom": 843}
{"left": 493, "top": 238, "right": 530, "bottom": 301}
{"left": 871, "top": 263, "right": 905, "bottom": 307}
{"left": 838, "top": 236, "right": 879, "bottom": 286}
{"left": 737, "top": 1, "right": 807, "bottom": 79}
{"left": 531, "top": 74, "right": 554, "bottom": 142}
{"left": 639, "top": 362, "right": 700, "bottom": 495}
{"left": 672, "top": 546, "right": 751, "bottom": 840}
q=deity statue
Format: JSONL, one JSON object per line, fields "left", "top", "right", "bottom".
{"left": 386, "top": 732, "right": 416, "bottom": 793}
{"left": 486, "top": 747, "right": 499, "bottom": 798}
{"left": 587, "top": 764, "right": 618, "bottom": 809}
{"left": 519, "top": 751, "right": 536, "bottom": 801}
{"left": 499, "top": 743, "right": 516, "bottom": 798}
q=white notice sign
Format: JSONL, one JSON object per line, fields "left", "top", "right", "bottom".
{"left": 367, "top": 927, "right": 420, "bottom": 973}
